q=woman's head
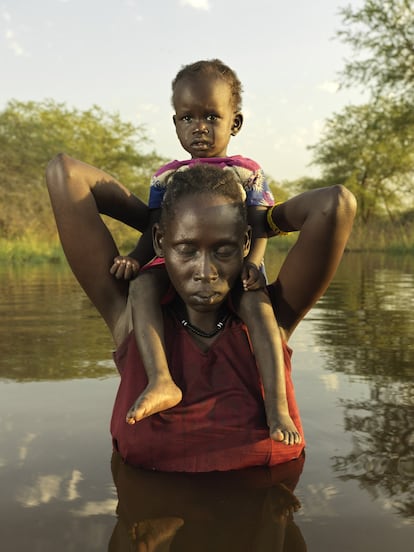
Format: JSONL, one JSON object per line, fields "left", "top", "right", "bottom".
{"left": 154, "top": 165, "right": 251, "bottom": 318}
{"left": 159, "top": 164, "right": 247, "bottom": 231}
{"left": 171, "top": 59, "right": 244, "bottom": 158}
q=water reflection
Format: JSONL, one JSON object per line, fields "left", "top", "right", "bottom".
{"left": 109, "top": 451, "right": 306, "bottom": 551}
{"left": 1, "top": 254, "right": 414, "bottom": 550}
{"left": 310, "top": 252, "right": 414, "bottom": 378}
{"left": 304, "top": 253, "right": 414, "bottom": 524}
{"left": 332, "top": 379, "right": 414, "bottom": 519}
{"left": 0, "top": 264, "right": 114, "bottom": 380}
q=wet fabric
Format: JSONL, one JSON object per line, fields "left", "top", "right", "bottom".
{"left": 110, "top": 302, "right": 305, "bottom": 472}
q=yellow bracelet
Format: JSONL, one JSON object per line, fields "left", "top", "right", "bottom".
{"left": 266, "top": 203, "right": 289, "bottom": 236}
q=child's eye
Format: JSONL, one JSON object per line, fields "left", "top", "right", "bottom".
{"left": 181, "top": 115, "right": 192, "bottom": 123}
{"left": 206, "top": 114, "right": 218, "bottom": 122}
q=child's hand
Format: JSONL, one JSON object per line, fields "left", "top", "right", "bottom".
{"left": 110, "top": 256, "right": 140, "bottom": 280}
{"left": 241, "top": 261, "right": 266, "bottom": 291}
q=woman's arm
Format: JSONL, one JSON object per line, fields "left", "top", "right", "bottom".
{"left": 268, "top": 185, "right": 357, "bottom": 340}
{"left": 45, "top": 153, "right": 149, "bottom": 344}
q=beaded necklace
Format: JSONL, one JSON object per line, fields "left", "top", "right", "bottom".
{"left": 179, "top": 312, "right": 229, "bottom": 338}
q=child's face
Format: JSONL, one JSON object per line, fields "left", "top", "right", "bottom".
{"left": 172, "top": 76, "right": 243, "bottom": 158}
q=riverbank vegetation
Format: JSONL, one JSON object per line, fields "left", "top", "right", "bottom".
{"left": 1, "top": 0, "right": 413, "bottom": 262}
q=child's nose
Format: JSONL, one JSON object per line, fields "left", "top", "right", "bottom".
{"left": 193, "top": 120, "right": 209, "bottom": 134}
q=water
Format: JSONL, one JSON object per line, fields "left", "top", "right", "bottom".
{"left": 0, "top": 253, "right": 413, "bottom": 551}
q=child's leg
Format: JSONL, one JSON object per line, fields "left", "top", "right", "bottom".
{"left": 126, "top": 268, "right": 182, "bottom": 424}
{"left": 238, "top": 290, "right": 302, "bottom": 445}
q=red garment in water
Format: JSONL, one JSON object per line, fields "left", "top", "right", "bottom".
{"left": 110, "top": 309, "right": 305, "bottom": 472}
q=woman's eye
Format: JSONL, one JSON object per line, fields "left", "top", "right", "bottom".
{"left": 175, "top": 245, "right": 196, "bottom": 257}
{"left": 215, "top": 247, "right": 236, "bottom": 258}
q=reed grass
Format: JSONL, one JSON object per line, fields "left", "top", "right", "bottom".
{"left": 1, "top": 217, "right": 413, "bottom": 264}
{"left": 0, "top": 238, "right": 65, "bottom": 263}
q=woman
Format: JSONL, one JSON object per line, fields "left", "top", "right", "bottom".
{"left": 46, "top": 154, "right": 356, "bottom": 472}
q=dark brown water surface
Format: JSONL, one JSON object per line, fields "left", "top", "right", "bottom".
{"left": 0, "top": 253, "right": 413, "bottom": 551}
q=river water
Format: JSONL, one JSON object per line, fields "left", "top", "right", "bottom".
{"left": 0, "top": 252, "right": 413, "bottom": 551}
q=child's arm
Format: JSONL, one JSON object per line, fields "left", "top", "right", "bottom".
{"left": 242, "top": 205, "right": 269, "bottom": 290}
{"left": 111, "top": 208, "right": 161, "bottom": 280}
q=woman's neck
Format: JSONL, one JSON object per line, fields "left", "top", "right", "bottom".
{"left": 172, "top": 297, "right": 229, "bottom": 339}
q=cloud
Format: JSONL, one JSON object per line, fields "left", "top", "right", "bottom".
{"left": 272, "top": 139, "right": 286, "bottom": 152}
{"left": 4, "top": 29, "right": 28, "bottom": 57}
{"left": 18, "top": 432, "right": 37, "bottom": 464}
{"left": 317, "top": 80, "right": 339, "bottom": 94}
{"left": 302, "top": 483, "right": 339, "bottom": 519}
{"left": 17, "top": 475, "right": 62, "bottom": 507}
{"left": 180, "top": 0, "right": 210, "bottom": 10}
{"left": 72, "top": 498, "right": 118, "bottom": 517}
{"left": 1, "top": 8, "right": 11, "bottom": 23}
{"left": 319, "top": 372, "right": 339, "bottom": 392}
{"left": 16, "top": 470, "right": 83, "bottom": 507}
{"left": 141, "top": 103, "right": 159, "bottom": 112}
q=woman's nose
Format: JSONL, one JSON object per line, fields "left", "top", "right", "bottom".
{"left": 194, "top": 253, "right": 218, "bottom": 281}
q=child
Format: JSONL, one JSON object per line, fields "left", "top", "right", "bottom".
{"left": 111, "top": 59, "right": 301, "bottom": 445}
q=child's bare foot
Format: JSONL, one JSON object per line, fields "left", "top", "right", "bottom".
{"left": 265, "top": 399, "right": 302, "bottom": 445}
{"left": 126, "top": 379, "right": 182, "bottom": 424}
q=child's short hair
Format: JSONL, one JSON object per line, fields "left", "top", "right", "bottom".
{"left": 160, "top": 164, "right": 247, "bottom": 230}
{"left": 171, "top": 59, "right": 243, "bottom": 112}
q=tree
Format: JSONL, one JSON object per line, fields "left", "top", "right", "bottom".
{"left": 307, "top": 1, "right": 414, "bottom": 225}
{"left": 337, "top": 0, "right": 414, "bottom": 101}
{"left": 0, "top": 100, "right": 165, "bottom": 240}
{"left": 309, "top": 98, "right": 414, "bottom": 223}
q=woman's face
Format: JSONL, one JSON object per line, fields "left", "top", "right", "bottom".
{"left": 154, "top": 193, "right": 250, "bottom": 322}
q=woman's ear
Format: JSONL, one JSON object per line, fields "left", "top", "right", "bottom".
{"left": 243, "top": 226, "right": 252, "bottom": 258}
{"left": 153, "top": 223, "right": 164, "bottom": 257}
{"left": 231, "top": 112, "right": 243, "bottom": 136}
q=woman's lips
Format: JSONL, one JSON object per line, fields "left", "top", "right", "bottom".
{"left": 192, "top": 292, "right": 220, "bottom": 305}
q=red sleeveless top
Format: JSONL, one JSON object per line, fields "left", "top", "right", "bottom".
{"left": 110, "top": 309, "right": 305, "bottom": 472}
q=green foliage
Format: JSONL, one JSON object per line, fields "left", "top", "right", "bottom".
{"left": 307, "top": 0, "right": 414, "bottom": 225}
{"left": 280, "top": 175, "right": 326, "bottom": 195}
{"left": 0, "top": 99, "right": 165, "bottom": 240}
{"left": 309, "top": 98, "right": 414, "bottom": 223}
{"left": 337, "top": 0, "right": 414, "bottom": 101}
{"left": 0, "top": 237, "right": 65, "bottom": 263}
{"left": 265, "top": 175, "right": 290, "bottom": 202}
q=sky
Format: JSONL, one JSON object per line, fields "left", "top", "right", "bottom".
{"left": 1, "top": 0, "right": 366, "bottom": 181}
